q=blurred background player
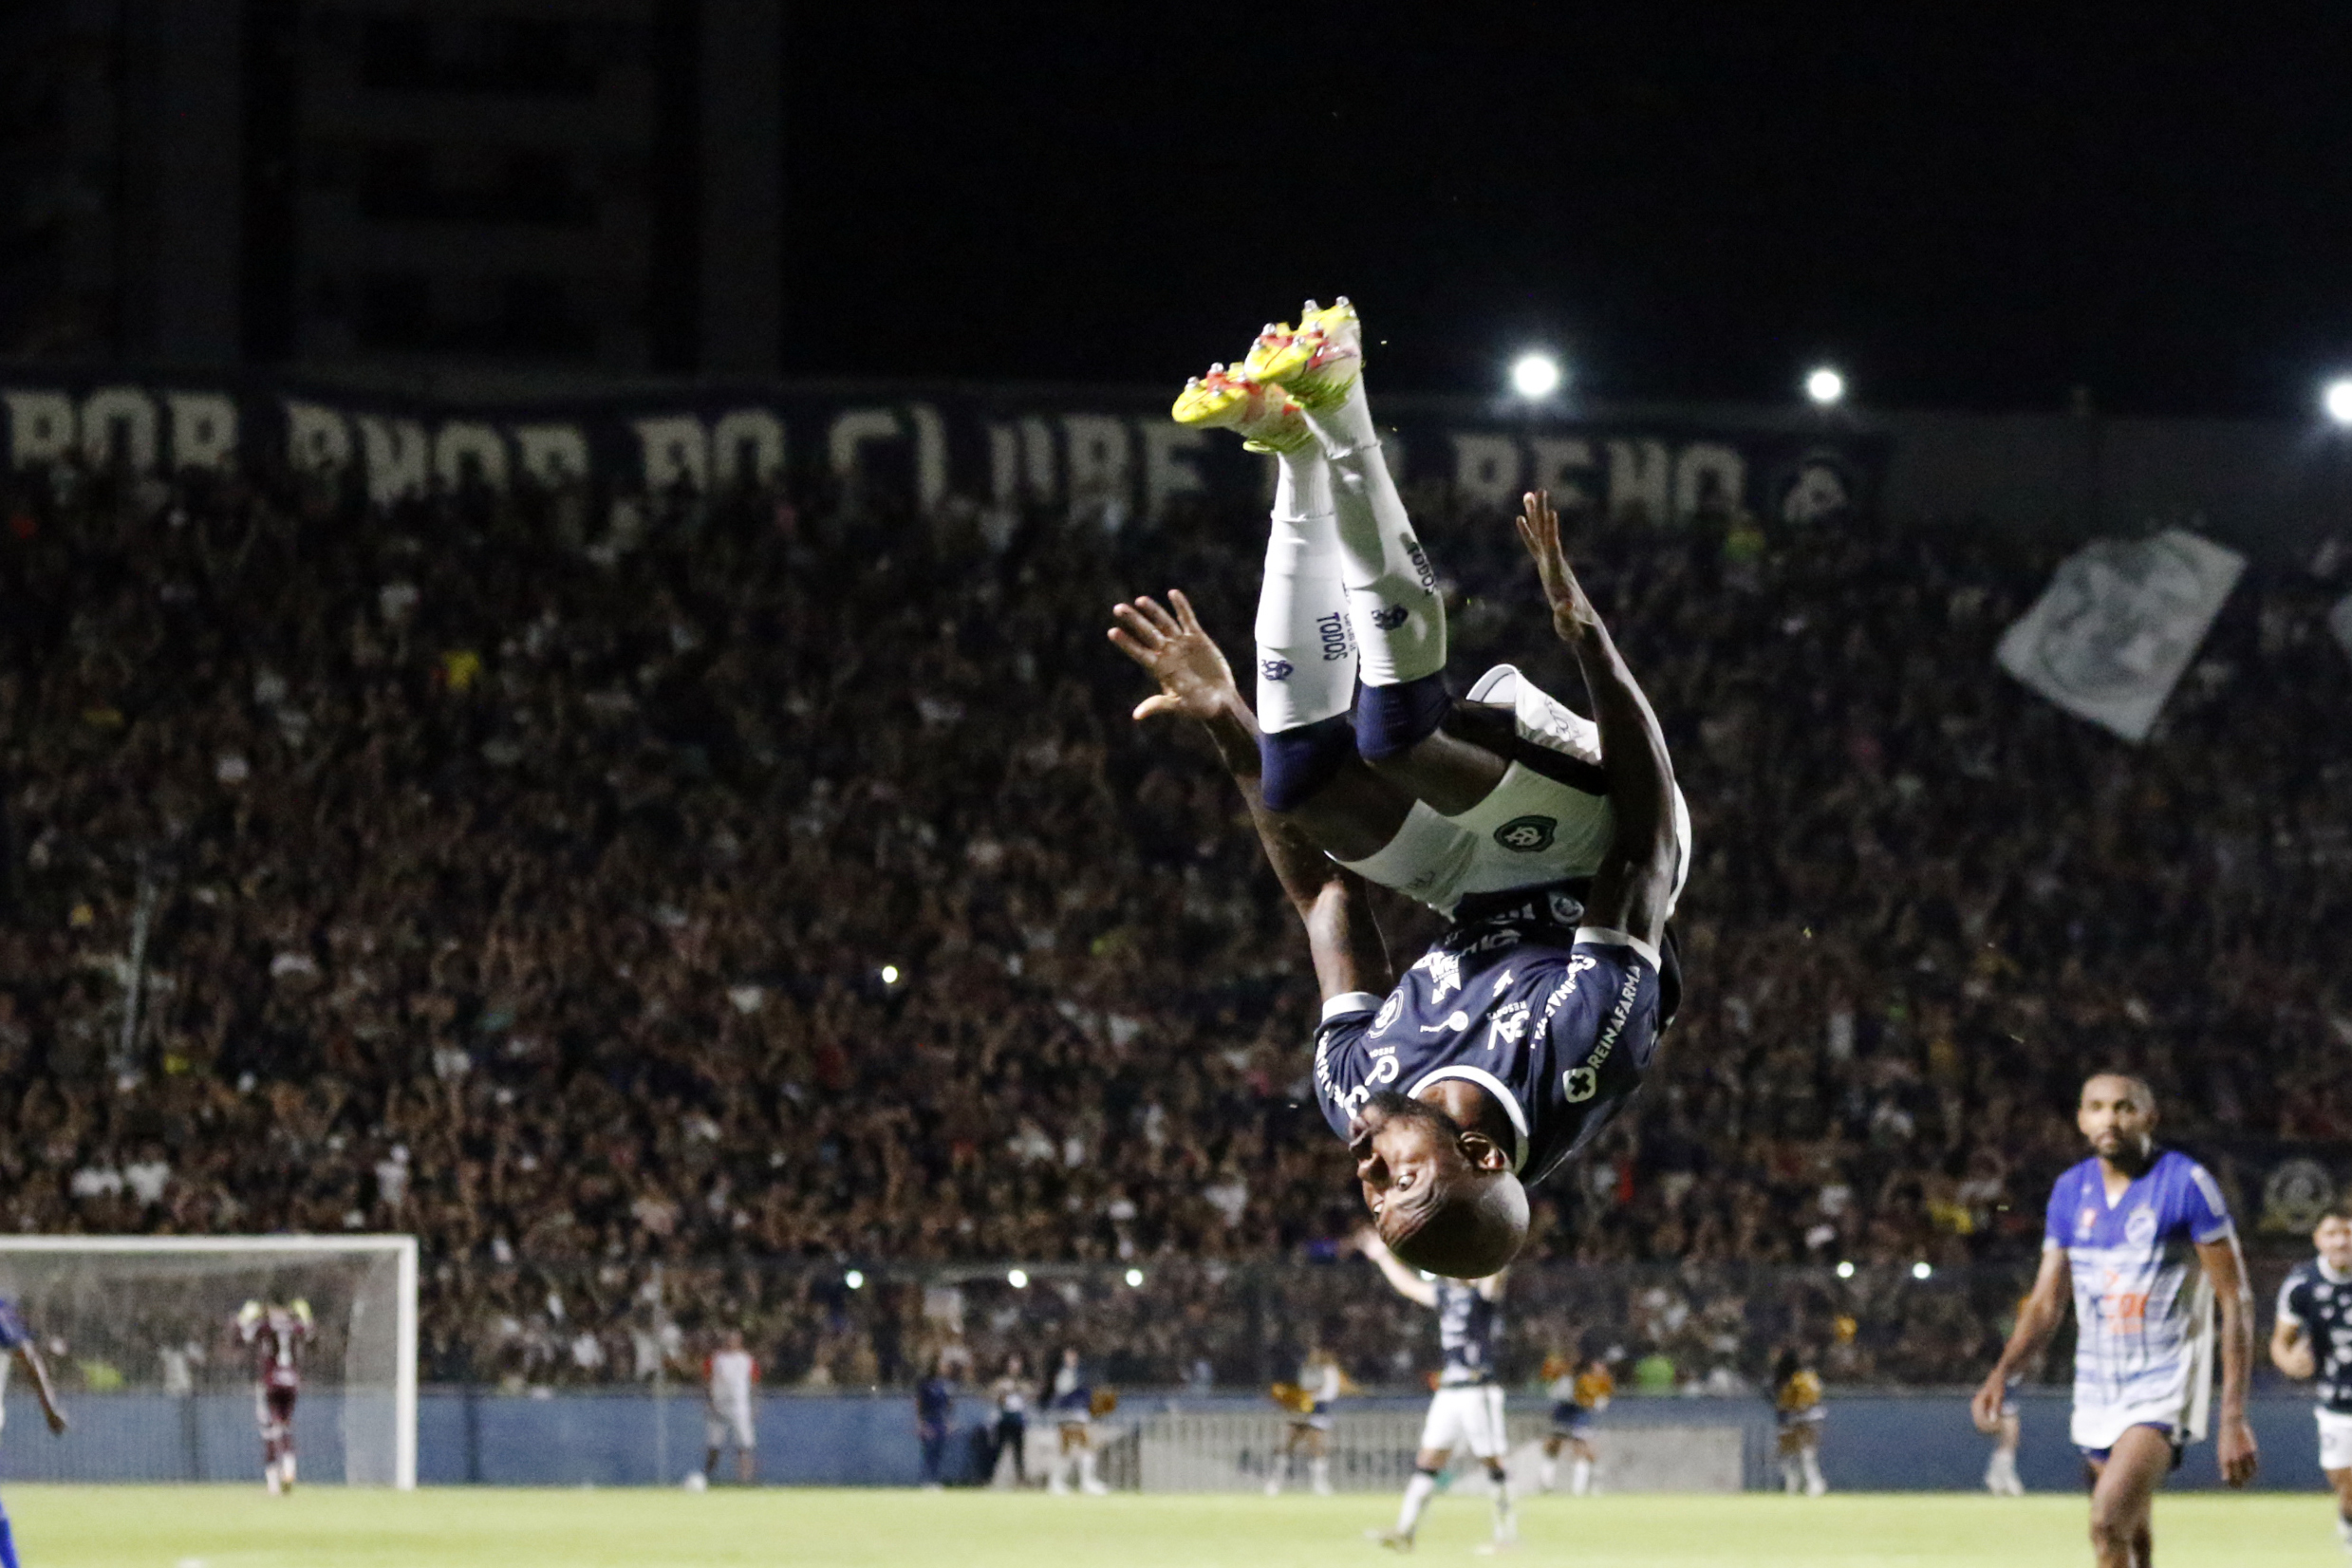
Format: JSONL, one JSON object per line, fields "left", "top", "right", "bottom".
{"left": 1359, "top": 1231, "right": 1514, "bottom": 1554}
{"left": 1972, "top": 1072, "right": 2257, "bottom": 1568}
{"left": 236, "top": 1298, "right": 309, "bottom": 1495}
{"left": 1773, "top": 1350, "right": 1828, "bottom": 1497}
{"left": 1265, "top": 1343, "right": 1343, "bottom": 1496}
{"left": 1983, "top": 1372, "right": 2025, "bottom": 1496}
{"left": 1540, "top": 1352, "right": 1611, "bottom": 1495}
{"left": 2269, "top": 1196, "right": 2352, "bottom": 1556}
{"left": 0, "top": 1293, "right": 68, "bottom": 1568}
{"left": 987, "top": 1353, "right": 1031, "bottom": 1488}
{"left": 915, "top": 1350, "right": 960, "bottom": 1491}
{"left": 1045, "top": 1347, "right": 1108, "bottom": 1496}
{"left": 703, "top": 1328, "right": 758, "bottom": 1484}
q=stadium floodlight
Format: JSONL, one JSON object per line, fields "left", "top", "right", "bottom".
{"left": 1508, "top": 351, "right": 1563, "bottom": 401}
{"left": 1007, "top": 1267, "right": 1029, "bottom": 1289}
{"left": 1911, "top": 1261, "right": 1932, "bottom": 1280}
{"left": 1835, "top": 1260, "right": 1857, "bottom": 1279}
{"left": 1124, "top": 1268, "right": 1145, "bottom": 1288}
{"left": 844, "top": 1269, "right": 865, "bottom": 1290}
{"left": 879, "top": 964, "right": 902, "bottom": 985}
{"left": 2325, "top": 377, "right": 2352, "bottom": 427}
{"left": 1804, "top": 366, "right": 1846, "bottom": 406}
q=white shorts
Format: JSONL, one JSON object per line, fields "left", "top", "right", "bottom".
{"left": 2318, "top": 1409, "right": 2352, "bottom": 1471}
{"left": 706, "top": 1405, "right": 756, "bottom": 1450}
{"left": 1419, "top": 1385, "right": 1508, "bottom": 1461}
{"left": 1337, "top": 666, "right": 1691, "bottom": 919}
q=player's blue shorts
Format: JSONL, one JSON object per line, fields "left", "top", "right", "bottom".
{"left": 1550, "top": 1402, "right": 1592, "bottom": 1436}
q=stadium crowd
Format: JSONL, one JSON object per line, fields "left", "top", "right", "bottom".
{"left": 1, "top": 444, "right": 2345, "bottom": 1392}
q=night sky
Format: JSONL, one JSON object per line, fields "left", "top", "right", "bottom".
{"left": 786, "top": 5, "right": 2352, "bottom": 417}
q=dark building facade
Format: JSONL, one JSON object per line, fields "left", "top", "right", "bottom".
{"left": 0, "top": 0, "right": 782, "bottom": 376}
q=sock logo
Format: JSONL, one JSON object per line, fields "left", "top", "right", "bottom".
{"left": 1404, "top": 539, "right": 1438, "bottom": 593}
{"left": 1493, "top": 815, "right": 1558, "bottom": 853}
{"left": 1316, "top": 611, "right": 1353, "bottom": 662}
{"left": 1371, "top": 605, "right": 1410, "bottom": 631}
{"left": 1260, "top": 658, "right": 1295, "bottom": 681}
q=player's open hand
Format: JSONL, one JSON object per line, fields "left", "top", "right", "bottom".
{"left": 1514, "top": 490, "right": 1601, "bottom": 644}
{"left": 2217, "top": 1412, "right": 2258, "bottom": 1487}
{"left": 1107, "top": 591, "right": 1240, "bottom": 723}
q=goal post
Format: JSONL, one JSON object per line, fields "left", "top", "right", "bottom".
{"left": 0, "top": 1235, "right": 418, "bottom": 1488}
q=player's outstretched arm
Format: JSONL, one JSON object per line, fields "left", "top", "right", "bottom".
{"left": 2198, "top": 1234, "right": 2260, "bottom": 1486}
{"left": 2271, "top": 1312, "right": 2316, "bottom": 1379}
{"left": 1971, "top": 1244, "right": 2067, "bottom": 1433}
{"left": 1109, "top": 592, "right": 1391, "bottom": 1001}
{"left": 15, "top": 1343, "right": 68, "bottom": 1434}
{"left": 1514, "top": 492, "right": 1676, "bottom": 952}
{"left": 1355, "top": 1229, "right": 1439, "bottom": 1307}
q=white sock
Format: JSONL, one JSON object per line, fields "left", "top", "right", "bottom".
{"left": 1490, "top": 1470, "right": 1515, "bottom": 1540}
{"left": 1255, "top": 451, "right": 1353, "bottom": 733}
{"left": 1571, "top": 1456, "right": 1593, "bottom": 1496}
{"left": 1079, "top": 1449, "right": 1102, "bottom": 1489}
{"left": 1782, "top": 1458, "right": 1801, "bottom": 1494}
{"left": 1310, "top": 1455, "right": 1331, "bottom": 1495}
{"left": 2336, "top": 1511, "right": 2351, "bottom": 1551}
{"left": 1303, "top": 377, "right": 1445, "bottom": 687}
{"left": 1802, "top": 1450, "right": 1826, "bottom": 1493}
{"left": 1540, "top": 1454, "right": 1557, "bottom": 1492}
{"left": 1396, "top": 1470, "right": 1437, "bottom": 1536}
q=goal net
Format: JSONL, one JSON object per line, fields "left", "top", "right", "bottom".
{"left": 0, "top": 1236, "right": 417, "bottom": 1487}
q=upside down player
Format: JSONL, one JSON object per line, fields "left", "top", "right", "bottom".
{"left": 1109, "top": 298, "right": 1688, "bottom": 1281}
{"left": 237, "top": 1297, "right": 311, "bottom": 1495}
{"left": 1971, "top": 1073, "right": 2256, "bottom": 1568}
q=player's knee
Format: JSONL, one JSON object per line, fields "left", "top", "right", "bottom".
{"left": 1353, "top": 675, "right": 1450, "bottom": 762}
{"left": 2086, "top": 1495, "right": 2143, "bottom": 1547}
{"left": 1259, "top": 714, "right": 1355, "bottom": 812}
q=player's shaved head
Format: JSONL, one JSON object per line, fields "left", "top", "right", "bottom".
{"left": 1353, "top": 1092, "right": 1529, "bottom": 1278}
{"left": 2081, "top": 1071, "right": 2156, "bottom": 1111}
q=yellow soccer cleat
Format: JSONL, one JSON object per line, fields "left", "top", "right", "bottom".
{"left": 1170, "top": 364, "right": 1315, "bottom": 454}
{"left": 1241, "top": 297, "right": 1362, "bottom": 412}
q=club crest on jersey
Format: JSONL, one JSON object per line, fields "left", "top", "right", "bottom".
{"left": 1494, "top": 815, "right": 1558, "bottom": 853}
{"left": 1371, "top": 605, "right": 1409, "bottom": 631}
{"left": 1260, "top": 657, "right": 1295, "bottom": 681}
{"left": 2125, "top": 1206, "right": 2158, "bottom": 1247}
{"left": 2078, "top": 1207, "right": 2098, "bottom": 1239}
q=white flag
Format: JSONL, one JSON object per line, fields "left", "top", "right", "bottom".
{"left": 1995, "top": 529, "right": 2244, "bottom": 743}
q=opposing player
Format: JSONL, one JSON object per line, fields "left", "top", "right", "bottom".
{"left": 0, "top": 1293, "right": 69, "bottom": 1567}
{"left": 2269, "top": 1197, "right": 2352, "bottom": 1555}
{"left": 1111, "top": 475, "right": 1679, "bottom": 1275}
{"left": 1773, "top": 1350, "right": 1828, "bottom": 1497}
{"left": 236, "top": 1297, "right": 310, "bottom": 1495}
{"left": 1540, "top": 1351, "right": 1610, "bottom": 1495}
{"left": 1360, "top": 1231, "right": 1515, "bottom": 1553}
{"left": 1971, "top": 1073, "right": 2257, "bottom": 1568}
{"left": 703, "top": 1328, "right": 758, "bottom": 1484}
{"left": 1265, "top": 1343, "right": 1341, "bottom": 1496}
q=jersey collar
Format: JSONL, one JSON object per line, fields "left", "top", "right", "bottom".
{"left": 1404, "top": 1066, "right": 1529, "bottom": 1173}
{"left": 2321, "top": 1259, "right": 2352, "bottom": 1286}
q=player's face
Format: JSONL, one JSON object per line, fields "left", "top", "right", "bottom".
{"left": 2316, "top": 1215, "right": 2352, "bottom": 1273}
{"left": 1350, "top": 1100, "right": 1466, "bottom": 1227}
{"left": 2077, "top": 1075, "right": 2156, "bottom": 1162}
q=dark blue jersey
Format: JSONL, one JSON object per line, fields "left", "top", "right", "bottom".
{"left": 1435, "top": 1279, "right": 1504, "bottom": 1387}
{"left": 1313, "top": 888, "right": 1667, "bottom": 1188}
{"left": 2279, "top": 1260, "right": 2352, "bottom": 1415}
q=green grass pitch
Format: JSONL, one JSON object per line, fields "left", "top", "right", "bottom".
{"left": 5, "top": 1485, "right": 2337, "bottom": 1567}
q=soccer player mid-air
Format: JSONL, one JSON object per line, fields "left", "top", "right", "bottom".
{"left": 1109, "top": 296, "right": 1687, "bottom": 1280}
{"left": 1971, "top": 1073, "right": 2257, "bottom": 1568}
{"left": 1360, "top": 1231, "right": 1515, "bottom": 1553}
{"left": 237, "top": 1297, "right": 311, "bottom": 1496}
{"left": 2270, "top": 1197, "right": 2352, "bottom": 1557}
{"left": 0, "top": 1292, "right": 69, "bottom": 1568}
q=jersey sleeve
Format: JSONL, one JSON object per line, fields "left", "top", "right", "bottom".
{"left": 2042, "top": 1169, "right": 2075, "bottom": 1251}
{"left": 2180, "top": 1160, "right": 2235, "bottom": 1244}
{"left": 0, "top": 1298, "right": 28, "bottom": 1351}
{"left": 2279, "top": 1270, "right": 2310, "bottom": 1331}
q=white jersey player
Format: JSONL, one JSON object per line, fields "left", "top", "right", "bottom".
{"left": 1360, "top": 1231, "right": 1514, "bottom": 1554}
{"left": 1974, "top": 1073, "right": 2256, "bottom": 1568}
{"left": 702, "top": 1329, "right": 758, "bottom": 1484}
